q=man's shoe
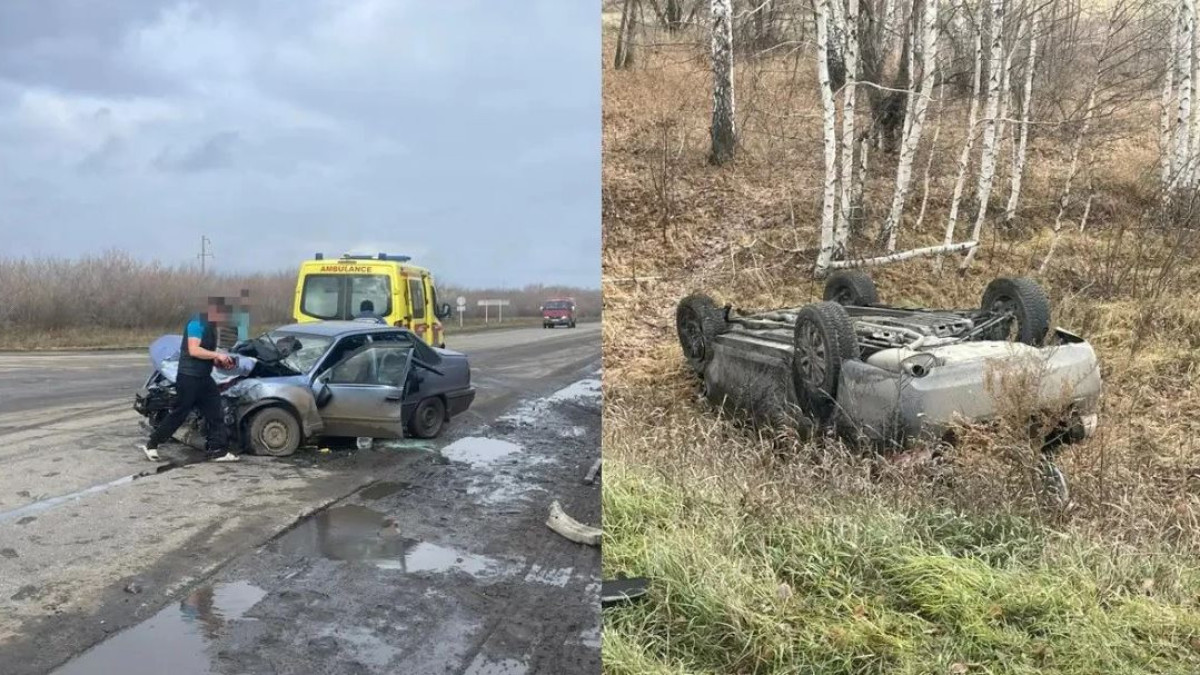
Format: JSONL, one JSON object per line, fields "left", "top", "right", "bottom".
{"left": 211, "top": 452, "right": 240, "bottom": 463}
{"left": 140, "top": 445, "right": 160, "bottom": 462}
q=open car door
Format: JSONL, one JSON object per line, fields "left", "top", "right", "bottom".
{"left": 314, "top": 344, "right": 414, "bottom": 439}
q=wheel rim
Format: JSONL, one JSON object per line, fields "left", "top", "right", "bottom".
{"left": 988, "top": 296, "right": 1019, "bottom": 340}
{"left": 795, "top": 320, "right": 828, "bottom": 388}
{"left": 420, "top": 403, "right": 441, "bottom": 431}
{"left": 260, "top": 419, "right": 291, "bottom": 451}
{"left": 678, "top": 306, "right": 706, "bottom": 362}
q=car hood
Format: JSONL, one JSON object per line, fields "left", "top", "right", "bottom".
{"left": 148, "top": 334, "right": 257, "bottom": 386}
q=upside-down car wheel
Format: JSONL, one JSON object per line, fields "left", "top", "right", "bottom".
{"left": 980, "top": 277, "right": 1052, "bottom": 346}
{"left": 791, "top": 301, "right": 860, "bottom": 422}
{"left": 823, "top": 270, "right": 880, "bottom": 306}
{"left": 675, "top": 293, "right": 727, "bottom": 377}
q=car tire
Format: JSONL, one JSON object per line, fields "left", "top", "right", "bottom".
{"left": 410, "top": 396, "right": 447, "bottom": 439}
{"left": 823, "top": 270, "right": 879, "bottom": 306}
{"left": 980, "top": 277, "right": 1051, "bottom": 346}
{"left": 248, "top": 407, "right": 302, "bottom": 457}
{"left": 676, "top": 293, "right": 727, "bottom": 376}
{"left": 791, "top": 301, "right": 860, "bottom": 422}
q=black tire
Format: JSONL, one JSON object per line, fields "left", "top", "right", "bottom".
{"left": 980, "top": 277, "right": 1051, "bottom": 346}
{"left": 248, "top": 407, "right": 302, "bottom": 457}
{"left": 791, "top": 302, "right": 860, "bottom": 422}
{"left": 676, "top": 293, "right": 727, "bottom": 376}
{"left": 410, "top": 396, "right": 447, "bottom": 439}
{"left": 823, "top": 270, "right": 879, "bottom": 306}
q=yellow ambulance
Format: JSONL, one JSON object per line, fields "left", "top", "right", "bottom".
{"left": 292, "top": 252, "right": 451, "bottom": 347}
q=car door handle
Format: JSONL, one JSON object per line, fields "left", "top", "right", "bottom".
{"left": 385, "top": 393, "right": 403, "bottom": 402}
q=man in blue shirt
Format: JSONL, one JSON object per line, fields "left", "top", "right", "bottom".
{"left": 140, "top": 296, "right": 239, "bottom": 463}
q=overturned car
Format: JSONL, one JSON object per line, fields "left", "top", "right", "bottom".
{"left": 134, "top": 322, "right": 476, "bottom": 456}
{"left": 676, "top": 273, "right": 1102, "bottom": 451}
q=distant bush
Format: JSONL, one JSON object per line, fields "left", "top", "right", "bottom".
{"left": 0, "top": 251, "right": 599, "bottom": 332}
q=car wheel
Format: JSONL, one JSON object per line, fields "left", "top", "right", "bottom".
{"left": 791, "top": 301, "right": 860, "bottom": 422}
{"left": 823, "top": 270, "right": 879, "bottom": 306}
{"left": 410, "top": 396, "right": 447, "bottom": 439}
{"left": 676, "top": 293, "right": 727, "bottom": 376}
{"left": 248, "top": 407, "right": 302, "bottom": 456}
{"left": 980, "top": 277, "right": 1051, "bottom": 346}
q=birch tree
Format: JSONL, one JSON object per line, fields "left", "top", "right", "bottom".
{"left": 709, "top": 0, "right": 736, "bottom": 165}
{"left": 1173, "top": 0, "right": 1194, "bottom": 187}
{"left": 1004, "top": 11, "right": 1039, "bottom": 227}
{"left": 1162, "top": 10, "right": 1177, "bottom": 189}
{"left": 837, "top": 0, "right": 861, "bottom": 250}
{"left": 615, "top": 0, "right": 637, "bottom": 70}
{"left": 882, "top": 0, "right": 942, "bottom": 252}
{"left": 939, "top": 27, "right": 983, "bottom": 269}
{"left": 1039, "top": 77, "right": 1099, "bottom": 273}
{"left": 960, "top": 0, "right": 1008, "bottom": 272}
{"left": 815, "top": 0, "right": 842, "bottom": 274}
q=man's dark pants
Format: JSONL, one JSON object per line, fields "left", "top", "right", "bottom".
{"left": 147, "top": 374, "right": 229, "bottom": 454}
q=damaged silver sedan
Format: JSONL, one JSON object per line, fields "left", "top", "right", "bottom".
{"left": 134, "top": 322, "right": 475, "bottom": 456}
{"left": 676, "top": 273, "right": 1102, "bottom": 452}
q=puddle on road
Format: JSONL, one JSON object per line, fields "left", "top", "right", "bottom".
{"left": 441, "top": 437, "right": 521, "bottom": 467}
{"left": 375, "top": 542, "right": 496, "bottom": 575}
{"left": 359, "top": 481, "right": 409, "bottom": 501}
{"left": 274, "top": 504, "right": 502, "bottom": 576}
{"left": 51, "top": 581, "right": 266, "bottom": 675}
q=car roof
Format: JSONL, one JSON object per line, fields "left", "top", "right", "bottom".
{"left": 271, "top": 321, "right": 411, "bottom": 338}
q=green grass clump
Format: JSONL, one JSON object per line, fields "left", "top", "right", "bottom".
{"left": 603, "top": 460, "right": 1200, "bottom": 675}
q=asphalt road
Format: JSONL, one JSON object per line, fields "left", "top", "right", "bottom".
{"left": 0, "top": 324, "right": 601, "bottom": 675}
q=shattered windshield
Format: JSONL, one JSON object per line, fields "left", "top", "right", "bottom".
{"left": 266, "top": 331, "right": 333, "bottom": 374}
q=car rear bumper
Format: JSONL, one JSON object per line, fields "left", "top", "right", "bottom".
{"left": 543, "top": 317, "right": 573, "bottom": 325}
{"left": 447, "top": 387, "right": 476, "bottom": 416}
{"left": 837, "top": 342, "right": 1103, "bottom": 444}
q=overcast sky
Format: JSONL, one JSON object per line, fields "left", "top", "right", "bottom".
{"left": 0, "top": 0, "right": 600, "bottom": 288}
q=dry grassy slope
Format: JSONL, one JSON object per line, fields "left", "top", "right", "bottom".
{"left": 602, "top": 24, "right": 1200, "bottom": 675}
{"left": 603, "top": 27, "right": 1200, "bottom": 509}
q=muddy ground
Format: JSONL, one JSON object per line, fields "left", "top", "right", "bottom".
{"left": 0, "top": 325, "right": 601, "bottom": 675}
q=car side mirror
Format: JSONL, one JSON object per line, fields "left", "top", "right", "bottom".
{"left": 316, "top": 382, "right": 333, "bottom": 408}
{"left": 437, "top": 302, "right": 452, "bottom": 319}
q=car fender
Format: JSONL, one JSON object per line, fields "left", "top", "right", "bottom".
{"left": 229, "top": 381, "right": 325, "bottom": 439}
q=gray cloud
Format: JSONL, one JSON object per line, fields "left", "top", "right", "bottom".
{"left": 0, "top": 0, "right": 600, "bottom": 288}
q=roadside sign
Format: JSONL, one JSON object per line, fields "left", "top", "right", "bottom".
{"left": 456, "top": 297, "right": 466, "bottom": 327}
{"left": 456, "top": 296, "right": 466, "bottom": 307}
{"left": 477, "top": 299, "right": 510, "bottom": 323}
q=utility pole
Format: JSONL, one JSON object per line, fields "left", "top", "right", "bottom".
{"left": 198, "top": 235, "right": 213, "bottom": 274}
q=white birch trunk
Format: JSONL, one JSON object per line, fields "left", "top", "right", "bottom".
{"left": 1163, "top": 11, "right": 1177, "bottom": 190}
{"left": 1039, "top": 86, "right": 1097, "bottom": 274}
{"left": 915, "top": 77, "right": 944, "bottom": 233}
{"left": 1174, "top": 0, "right": 1194, "bottom": 187}
{"left": 882, "top": 0, "right": 942, "bottom": 252}
{"left": 836, "top": 0, "right": 860, "bottom": 251}
{"left": 959, "top": 0, "right": 1007, "bottom": 272}
{"left": 1190, "top": 0, "right": 1200, "bottom": 187}
{"left": 995, "top": 21, "right": 1018, "bottom": 189}
{"left": 938, "top": 27, "right": 984, "bottom": 269}
{"left": 829, "top": 241, "right": 978, "bottom": 269}
{"left": 1005, "top": 11, "right": 1038, "bottom": 226}
{"left": 709, "top": 0, "right": 736, "bottom": 165}
{"left": 815, "top": 0, "right": 841, "bottom": 275}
